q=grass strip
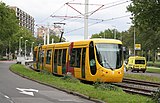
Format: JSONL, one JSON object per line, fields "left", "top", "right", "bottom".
{"left": 10, "top": 64, "right": 154, "bottom": 103}
{"left": 147, "top": 67, "right": 160, "bottom": 74}
{"left": 124, "top": 73, "right": 160, "bottom": 83}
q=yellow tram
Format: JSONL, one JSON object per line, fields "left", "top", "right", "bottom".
{"left": 33, "top": 39, "right": 124, "bottom": 82}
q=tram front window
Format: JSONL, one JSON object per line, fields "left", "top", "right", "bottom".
{"left": 95, "top": 43, "right": 123, "bottom": 70}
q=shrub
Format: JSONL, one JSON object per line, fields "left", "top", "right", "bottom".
{"left": 151, "top": 87, "right": 160, "bottom": 103}
{"left": 40, "top": 69, "right": 52, "bottom": 75}
{"left": 147, "top": 62, "right": 160, "bottom": 68}
{"left": 0, "top": 57, "right": 7, "bottom": 60}
{"left": 61, "top": 72, "right": 80, "bottom": 83}
{"left": 93, "top": 82, "right": 121, "bottom": 91}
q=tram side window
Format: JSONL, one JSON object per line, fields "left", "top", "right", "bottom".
{"left": 54, "top": 49, "right": 58, "bottom": 65}
{"left": 70, "top": 48, "right": 81, "bottom": 68}
{"left": 62, "top": 49, "right": 67, "bottom": 65}
{"left": 41, "top": 50, "right": 44, "bottom": 63}
{"left": 58, "top": 49, "right": 62, "bottom": 66}
{"left": 89, "top": 41, "right": 97, "bottom": 75}
{"left": 46, "top": 50, "right": 52, "bottom": 64}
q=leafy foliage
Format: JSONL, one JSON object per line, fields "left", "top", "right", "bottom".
{"left": 0, "top": 2, "right": 19, "bottom": 40}
{"left": 127, "top": 0, "right": 160, "bottom": 61}
{"left": 127, "top": 0, "right": 160, "bottom": 31}
{"left": 49, "top": 34, "right": 66, "bottom": 43}
{"left": 61, "top": 72, "right": 80, "bottom": 83}
{"left": 91, "top": 29, "right": 121, "bottom": 40}
{"left": 151, "top": 87, "right": 160, "bottom": 103}
{"left": 93, "top": 81, "right": 121, "bottom": 91}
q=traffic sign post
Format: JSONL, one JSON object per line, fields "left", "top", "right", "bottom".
{"left": 135, "top": 44, "right": 141, "bottom": 50}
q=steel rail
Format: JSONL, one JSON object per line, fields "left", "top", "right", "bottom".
{"left": 112, "top": 78, "right": 160, "bottom": 96}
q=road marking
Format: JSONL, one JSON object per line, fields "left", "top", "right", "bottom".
{"left": 0, "top": 92, "right": 14, "bottom": 103}
{"left": 4, "top": 95, "right": 10, "bottom": 99}
{"left": 16, "top": 88, "right": 38, "bottom": 96}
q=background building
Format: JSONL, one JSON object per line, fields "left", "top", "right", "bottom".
{"left": 37, "top": 26, "right": 59, "bottom": 39}
{"left": 10, "top": 6, "right": 35, "bottom": 34}
{"left": 37, "top": 27, "right": 48, "bottom": 38}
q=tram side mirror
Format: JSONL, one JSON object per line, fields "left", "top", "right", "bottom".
{"left": 125, "top": 60, "right": 128, "bottom": 65}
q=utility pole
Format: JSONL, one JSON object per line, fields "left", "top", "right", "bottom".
{"left": 43, "top": 29, "right": 46, "bottom": 45}
{"left": 84, "top": 0, "right": 89, "bottom": 40}
{"left": 52, "top": 1, "right": 104, "bottom": 40}
{"left": 114, "top": 29, "right": 116, "bottom": 39}
{"left": 47, "top": 23, "right": 50, "bottom": 45}
{"left": 134, "top": 26, "right": 136, "bottom": 56}
{"left": 52, "top": 38, "right": 54, "bottom": 44}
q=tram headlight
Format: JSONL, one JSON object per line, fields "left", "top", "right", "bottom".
{"left": 118, "top": 71, "right": 121, "bottom": 74}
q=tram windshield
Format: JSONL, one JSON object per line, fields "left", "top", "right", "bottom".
{"left": 95, "top": 43, "right": 123, "bottom": 70}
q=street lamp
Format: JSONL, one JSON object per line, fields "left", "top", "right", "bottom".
{"left": 25, "top": 40, "right": 28, "bottom": 58}
{"left": 19, "top": 37, "right": 23, "bottom": 56}
{"left": 31, "top": 42, "right": 34, "bottom": 57}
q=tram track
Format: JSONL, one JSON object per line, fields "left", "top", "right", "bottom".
{"left": 112, "top": 78, "right": 160, "bottom": 96}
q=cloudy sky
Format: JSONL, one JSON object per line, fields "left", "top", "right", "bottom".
{"left": 2, "top": 0, "right": 132, "bottom": 41}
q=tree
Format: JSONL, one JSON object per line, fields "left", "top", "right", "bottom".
{"left": 10, "top": 27, "right": 36, "bottom": 53}
{"left": 0, "top": 2, "right": 19, "bottom": 40}
{"left": 127, "top": 0, "right": 160, "bottom": 62}
{"left": 127, "top": 0, "right": 160, "bottom": 31}
{"left": 50, "top": 34, "right": 66, "bottom": 43}
{"left": 91, "top": 29, "right": 120, "bottom": 39}
{"left": 0, "top": 27, "right": 36, "bottom": 56}
{"left": 0, "top": 2, "right": 20, "bottom": 56}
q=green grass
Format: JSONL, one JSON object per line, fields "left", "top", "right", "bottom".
{"left": 0, "top": 57, "right": 8, "bottom": 60}
{"left": 147, "top": 61, "right": 160, "bottom": 68}
{"left": 147, "top": 61, "right": 160, "bottom": 65}
{"left": 124, "top": 73, "right": 160, "bottom": 83}
{"left": 10, "top": 64, "right": 154, "bottom": 103}
{"left": 147, "top": 67, "right": 160, "bottom": 74}
{"left": 124, "top": 66, "right": 160, "bottom": 83}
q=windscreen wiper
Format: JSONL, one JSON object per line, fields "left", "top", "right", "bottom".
{"left": 103, "top": 59, "right": 113, "bottom": 70}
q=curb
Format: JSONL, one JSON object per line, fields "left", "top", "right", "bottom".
{"left": 9, "top": 67, "right": 105, "bottom": 103}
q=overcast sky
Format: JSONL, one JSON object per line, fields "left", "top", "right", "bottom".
{"left": 2, "top": 0, "right": 132, "bottom": 41}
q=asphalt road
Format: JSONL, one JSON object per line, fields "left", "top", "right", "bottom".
{"left": 0, "top": 61, "right": 96, "bottom": 103}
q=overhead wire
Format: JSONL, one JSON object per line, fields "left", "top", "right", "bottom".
{"left": 50, "top": 0, "right": 130, "bottom": 23}
{"left": 65, "top": 14, "right": 131, "bottom": 34}
{"left": 38, "top": 0, "right": 130, "bottom": 23}
{"left": 100, "top": 0, "right": 130, "bottom": 11}
{"left": 37, "top": 0, "right": 131, "bottom": 36}
{"left": 38, "top": 0, "right": 75, "bottom": 23}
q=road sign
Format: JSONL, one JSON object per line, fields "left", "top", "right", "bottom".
{"left": 135, "top": 44, "right": 141, "bottom": 50}
{"left": 16, "top": 88, "right": 38, "bottom": 96}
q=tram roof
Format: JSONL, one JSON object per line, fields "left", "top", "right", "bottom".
{"left": 34, "top": 39, "right": 122, "bottom": 50}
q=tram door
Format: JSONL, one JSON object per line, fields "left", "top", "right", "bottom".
{"left": 53, "top": 49, "right": 58, "bottom": 73}
{"left": 62, "top": 49, "right": 67, "bottom": 74}
{"left": 36, "top": 46, "right": 44, "bottom": 71}
{"left": 36, "top": 47, "right": 41, "bottom": 70}
{"left": 81, "top": 48, "right": 86, "bottom": 78}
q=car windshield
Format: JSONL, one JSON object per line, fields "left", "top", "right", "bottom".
{"left": 95, "top": 43, "right": 123, "bottom": 70}
{"left": 135, "top": 60, "right": 145, "bottom": 64}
